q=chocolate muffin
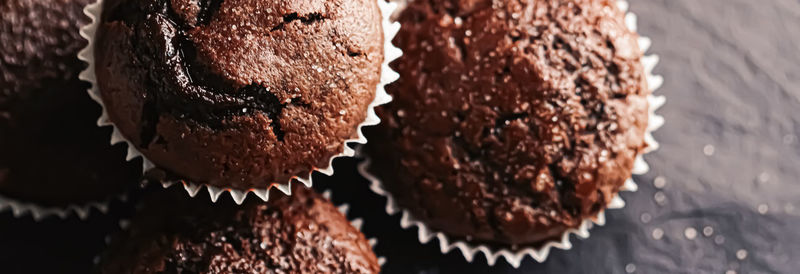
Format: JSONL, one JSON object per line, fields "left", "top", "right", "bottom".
{"left": 365, "top": 0, "right": 649, "bottom": 246}
{"left": 92, "top": 0, "right": 384, "bottom": 189}
{"left": 0, "top": 0, "right": 141, "bottom": 206}
{"left": 97, "top": 185, "right": 380, "bottom": 274}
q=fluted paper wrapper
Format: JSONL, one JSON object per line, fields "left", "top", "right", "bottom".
{"left": 357, "top": 0, "right": 665, "bottom": 267}
{"left": 0, "top": 192, "right": 125, "bottom": 221}
{"left": 78, "top": 0, "right": 402, "bottom": 204}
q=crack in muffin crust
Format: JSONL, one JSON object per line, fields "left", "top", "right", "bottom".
{"left": 103, "top": 0, "right": 333, "bottom": 146}
{"left": 93, "top": 0, "right": 384, "bottom": 187}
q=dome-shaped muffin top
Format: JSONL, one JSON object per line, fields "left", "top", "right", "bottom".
{"left": 365, "top": 0, "right": 649, "bottom": 246}
{"left": 0, "top": 0, "right": 141, "bottom": 206}
{"left": 97, "top": 186, "right": 380, "bottom": 274}
{"left": 93, "top": 0, "right": 385, "bottom": 189}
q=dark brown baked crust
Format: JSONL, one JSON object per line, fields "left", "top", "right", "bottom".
{"left": 365, "top": 0, "right": 649, "bottom": 246}
{"left": 97, "top": 186, "right": 380, "bottom": 274}
{"left": 94, "top": 0, "right": 384, "bottom": 189}
{"left": 0, "top": 0, "right": 141, "bottom": 206}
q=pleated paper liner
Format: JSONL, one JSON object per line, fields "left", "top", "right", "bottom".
{"left": 0, "top": 191, "right": 128, "bottom": 221}
{"left": 357, "top": 0, "right": 665, "bottom": 268}
{"left": 78, "top": 0, "right": 402, "bottom": 204}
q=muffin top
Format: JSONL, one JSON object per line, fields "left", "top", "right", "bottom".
{"left": 97, "top": 186, "right": 380, "bottom": 274}
{"left": 93, "top": 0, "right": 384, "bottom": 188}
{"left": 366, "top": 0, "right": 649, "bottom": 246}
{"left": 0, "top": 0, "right": 141, "bottom": 206}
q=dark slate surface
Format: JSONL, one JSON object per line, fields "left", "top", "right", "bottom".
{"left": 1, "top": 0, "right": 799, "bottom": 273}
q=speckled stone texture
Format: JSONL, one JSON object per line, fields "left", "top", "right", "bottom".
{"left": 366, "top": 0, "right": 649, "bottom": 246}
{"left": 93, "top": 0, "right": 384, "bottom": 189}
{"left": 0, "top": 0, "right": 141, "bottom": 206}
{"left": 97, "top": 186, "right": 380, "bottom": 274}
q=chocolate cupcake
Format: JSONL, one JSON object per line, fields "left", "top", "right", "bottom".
{"left": 96, "top": 185, "right": 381, "bottom": 274}
{"left": 365, "top": 0, "right": 651, "bottom": 248}
{"left": 87, "top": 0, "right": 387, "bottom": 191}
{"left": 0, "top": 0, "right": 141, "bottom": 218}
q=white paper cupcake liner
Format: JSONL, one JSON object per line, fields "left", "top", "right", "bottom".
{"left": 94, "top": 189, "right": 386, "bottom": 268}
{"left": 77, "top": 0, "right": 401, "bottom": 204}
{"left": 0, "top": 192, "right": 126, "bottom": 221}
{"left": 357, "top": 0, "right": 665, "bottom": 268}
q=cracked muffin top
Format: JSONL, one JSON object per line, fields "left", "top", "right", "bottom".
{"left": 365, "top": 0, "right": 649, "bottom": 246}
{"left": 0, "top": 0, "right": 141, "bottom": 206}
{"left": 97, "top": 185, "right": 380, "bottom": 274}
{"left": 93, "top": 0, "right": 384, "bottom": 189}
